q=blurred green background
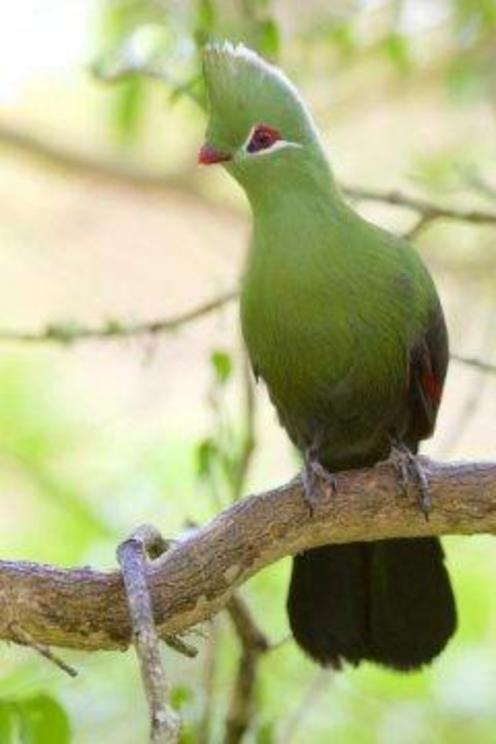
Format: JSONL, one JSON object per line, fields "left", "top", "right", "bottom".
{"left": 0, "top": 0, "right": 496, "bottom": 742}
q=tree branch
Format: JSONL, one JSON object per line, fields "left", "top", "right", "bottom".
{"left": 451, "top": 353, "right": 496, "bottom": 375}
{"left": 0, "top": 292, "right": 493, "bottom": 378}
{"left": 224, "top": 595, "right": 270, "bottom": 744}
{"left": 2, "top": 122, "right": 496, "bottom": 374}
{"left": 2, "top": 122, "right": 496, "bottom": 228}
{"left": 343, "top": 186, "right": 496, "bottom": 226}
{"left": 117, "top": 525, "right": 180, "bottom": 744}
{"left": 0, "top": 457, "right": 495, "bottom": 654}
{"left": 0, "top": 122, "right": 194, "bottom": 196}
{"left": 0, "top": 291, "right": 237, "bottom": 345}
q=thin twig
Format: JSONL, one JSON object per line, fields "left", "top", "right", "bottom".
{"left": 117, "top": 524, "right": 180, "bottom": 744}
{"left": 266, "top": 634, "right": 293, "bottom": 652}
{"left": 224, "top": 595, "right": 270, "bottom": 744}
{"left": 2, "top": 122, "right": 496, "bottom": 228}
{"left": 0, "top": 291, "right": 237, "bottom": 345}
{"left": 230, "top": 354, "right": 257, "bottom": 502}
{"left": 441, "top": 298, "right": 496, "bottom": 455}
{"left": 278, "top": 669, "right": 334, "bottom": 744}
{"left": 163, "top": 634, "right": 198, "bottom": 658}
{"left": 0, "top": 122, "right": 195, "bottom": 194}
{"left": 0, "top": 294, "right": 492, "bottom": 380}
{"left": 194, "top": 338, "right": 260, "bottom": 741}
{"left": 451, "top": 354, "right": 496, "bottom": 374}
{"left": 92, "top": 59, "right": 204, "bottom": 108}
{"left": 198, "top": 619, "right": 221, "bottom": 744}
{"left": 403, "top": 213, "right": 437, "bottom": 239}
{"left": 343, "top": 185, "right": 496, "bottom": 226}
{"left": 0, "top": 290, "right": 492, "bottom": 381}
{"left": 226, "top": 595, "right": 270, "bottom": 655}
{"left": 9, "top": 622, "right": 78, "bottom": 678}
{"left": 223, "top": 645, "right": 260, "bottom": 744}
{"left": 220, "top": 353, "right": 261, "bottom": 741}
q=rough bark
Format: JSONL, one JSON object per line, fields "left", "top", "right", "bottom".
{"left": 1, "top": 458, "right": 495, "bottom": 653}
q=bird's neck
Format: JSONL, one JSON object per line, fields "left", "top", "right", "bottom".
{"left": 246, "top": 156, "right": 350, "bottom": 263}
{"left": 248, "top": 152, "right": 339, "bottom": 212}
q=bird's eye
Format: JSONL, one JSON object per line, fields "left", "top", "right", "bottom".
{"left": 246, "top": 124, "right": 281, "bottom": 153}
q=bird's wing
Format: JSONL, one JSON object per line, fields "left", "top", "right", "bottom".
{"left": 406, "top": 304, "right": 449, "bottom": 444}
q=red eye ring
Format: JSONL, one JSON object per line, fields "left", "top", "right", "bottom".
{"left": 247, "top": 124, "right": 281, "bottom": 153}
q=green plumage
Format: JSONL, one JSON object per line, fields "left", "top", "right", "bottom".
{"left": 242, "top": 197, "right": 438, "bottom": 468}
{"left": 202, "top": 42, "right": 456, "bottom": 670}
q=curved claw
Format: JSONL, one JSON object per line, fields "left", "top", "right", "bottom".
{"left": 302, "top": 457, "right": 337, "bottom": 517}
{"left": 388, "top": 444, "right": 431, "bottom": 521}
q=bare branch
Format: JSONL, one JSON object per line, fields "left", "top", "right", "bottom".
{"left": 0, "top": 458, "right": 495, "bottom": 655}
{"left": 223, "top": 646, "right": 262, "bottom": 743}
{"left": 442, "top": 300, "right": 496, "bottom": 454}
{"left": 229, "top": 355, "right": 257, "bottom": 502}
{"left": 9, "top": 622, "right": 78, "bottom": 678}
{"left": 2, "top": 122, "right": 496, "bottom": 228}
{"left": 278, "top": 669, "right": 333, "bottom": 744}
{"left": 226, "top": 595, "right": 269, "bottom": 655}
{"left": 402, "top": 213, "right": 437, "bottom": 240}
{"left": 0, "top": 291, "right": 492, "bottom": 380}
{"left": 343, "top": 185, "right": 496, "bottom": 226}
{"left": 198, "top": 619, "right": 220, "bottom": 744}
{"left": 0, "top": 291, "right": 237, "bottom": 345}
{"left": 117, "top": 525, "right": 180, "bottom": 744}
{"left": 224, "top": 594, "right": 270, "bottom": 744}
{"left": 0, "top": 122, "right": 194, "bottom": 195}
{"left": 92, "top": 56, "right": 204, "bottom": 108}
{"left": 451, "top": 354, "right": 496, "bottom": 375}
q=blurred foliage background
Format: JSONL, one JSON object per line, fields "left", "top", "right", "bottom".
{"left": 0, "top": 0, "right": 496, "bottom": 742}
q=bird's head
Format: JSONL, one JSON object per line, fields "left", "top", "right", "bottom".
{"left": 199, "top": 42, "right": 326, "bottom": 196}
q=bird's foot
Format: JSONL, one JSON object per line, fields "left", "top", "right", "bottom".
{"left": 302, "top": 455, "right": 337, "bottom": 517}
{"left": 387, "top": 443, "right": 431, "bottom": 520}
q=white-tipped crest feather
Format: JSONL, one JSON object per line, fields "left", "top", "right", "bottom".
{"left": 202, "top": 41, "right": 319, "bottom": 149}
{"left": 203, "top": 40, "right": 306, "bottom": 107}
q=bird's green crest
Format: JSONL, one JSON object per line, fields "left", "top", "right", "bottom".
{"left": 203, "top": 42, "right": 318, "bottom": 153}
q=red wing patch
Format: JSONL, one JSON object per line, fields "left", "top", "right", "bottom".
{"left": 421, "top": 370, "right": 442, "bottom": 406}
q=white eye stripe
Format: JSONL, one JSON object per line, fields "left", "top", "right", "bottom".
{"left": 247, "top": 139, "right": 302, "bottom": 158}
{"left": 242, "top": 125, "right": 302, "bottom": 157}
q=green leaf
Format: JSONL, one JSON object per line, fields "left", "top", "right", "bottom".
{"left": 256, "top": 18, "right": 280, "bottom": 60}
{"left": 454, "top": 0, "right": 496, "bottom": 30}
{"left": 256, "top": 720, "right": 276, "bottom": 743}
{"left": 381, "top": 32, "right": 412, "bottom": 74}
{"left": 0, "top": 702, "right": 15, "bottom": 743}
{"left": 328, "top": 23, "right": 355, "bottom": 57}
{"left": 169, "top": 74, "right": 205, "bottom": 108}
{"left": 196, "top": 437, "right": 218, "bottom": 477}
{"left": 195, "top": 0, "right": 216, "bottom": 46}
{"left": 170, "top": 685, "right": 193, "bottom": 711}
{"left": 112, "top": 77, "right": 147, "bottom": 143}
{"left": 179, "top": 725, "right": 197, "bottom": 744}
{"left": 446, "top": 57, "right": 488, "bottom": 101}
{"left": 210, "top": 350, "right": 233, "bottom": 384}
{"left": 197, "top": 0, "right": 216, "bottom": 32}
{"left": 45, "top": 320, "right": 83, "bottom": 344}
{"left": 17, "top": 694, "right": 71, "bottom": 744}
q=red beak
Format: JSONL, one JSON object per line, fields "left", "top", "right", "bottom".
{"left": 198, "top": 144, "right": 231, "bottom": 165}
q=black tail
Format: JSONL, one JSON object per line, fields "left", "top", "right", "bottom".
{"left": 287, "top": 538, "right": 456, "bottom": 671}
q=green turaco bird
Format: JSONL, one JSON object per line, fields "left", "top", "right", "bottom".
{"left": 199, "top": 42, "right": 456, "bottom": 670}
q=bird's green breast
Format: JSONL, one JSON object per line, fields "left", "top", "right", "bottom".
{"left": 240, "top": 197, "right": 437, "bottom": 464}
